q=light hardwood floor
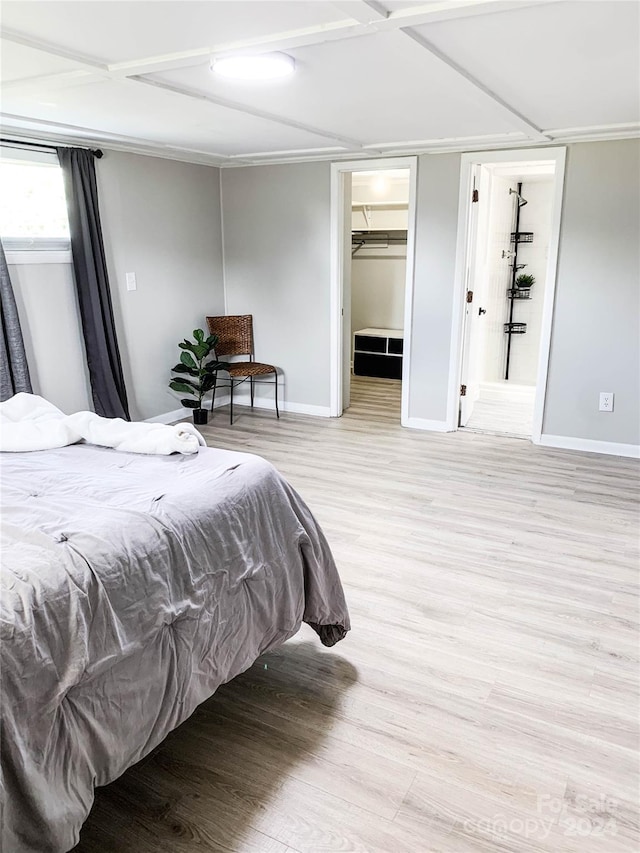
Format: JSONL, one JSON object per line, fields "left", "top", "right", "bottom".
{"left": 76, "top": 376, "right": 640, "bottom": 853}
{"left": 463, "top": 382, "right": 535, "bottom": 438}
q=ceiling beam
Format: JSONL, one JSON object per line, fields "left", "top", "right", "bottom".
{"left": 399, "top": 27, "right": 550, "bottom": 142}
{"left": 1, "top": 69, "right": 107, "bottom": 94}
{"left": 0, "top": 112, "right": 233, "bottom": 165}
{"left": 0, "top": 27, "right": 107, "bottom": 70}
{"left": 331, "top": 1, "right": 388, "bottom": 24}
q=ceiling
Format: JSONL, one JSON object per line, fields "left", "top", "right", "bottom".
{"left": 1, "top": 0, "right": 638, "bottom": 167}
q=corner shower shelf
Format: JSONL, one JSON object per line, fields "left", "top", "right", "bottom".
{"left": 507, "top": 288, "right": 531, "bottom": 299}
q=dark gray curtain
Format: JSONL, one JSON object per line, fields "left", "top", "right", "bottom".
{"left": 57, "top": 147, "right": 130, "bottom": 420}
{"left": 0, "top": 239, "right": 32, "bottom": 401}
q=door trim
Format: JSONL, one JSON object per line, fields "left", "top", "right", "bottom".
{"left": 448, "top": 146, "right": 567, "bottom": 441}
{"left": 329, "top": 156, "right": 418, "bottom": 421}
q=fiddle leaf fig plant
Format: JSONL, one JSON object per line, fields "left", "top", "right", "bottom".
{"left": 169, "top": 329, "right": 228, "bottom": 410}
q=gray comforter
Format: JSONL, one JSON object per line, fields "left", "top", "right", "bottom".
{"left": 0, "top": 444, "right": 349, "bottom": 852}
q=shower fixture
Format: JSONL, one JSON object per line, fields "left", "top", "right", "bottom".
{"left": 509, "top": 188, "right": 528, "bottom": 207}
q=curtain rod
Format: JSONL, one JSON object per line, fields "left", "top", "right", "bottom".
{"left": 0, "top": 138, "right": 103, "bottom": 158}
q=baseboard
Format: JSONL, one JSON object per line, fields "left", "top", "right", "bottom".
{"left": 402, "top": 417, "right": 452, "bottom": 432}
{"left": 144, "top": 397, "right": 230, "bottom": 424}
{"left": 232, "top": 397, "right": 331, "bottom": 417}
{"left": 144, "top": 407, "right": 192, "bottom": 424}
{"left": 144, "top": 396, "right": 330, "bottom": 424}
{"left": 538, "top": 434, "right": 640, "bottom": 459}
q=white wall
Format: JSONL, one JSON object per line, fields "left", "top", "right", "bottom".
{"left": 477, "top": 175, "right": 517, "bottom": 384}
{"left": 9, "top": 261, "right": 93, "bottom": 414}
{"left": 220, "top": 161, "right": 332, "bottom": 412}
{"left": 351, "top": 200, "right": 407, "bottom": 337}
{"left": 507, "top": 179, "right": 554, "bottom": 385}
{"left": 474, "top": 175, "right": 554, "bottom": 386}
{"left": 351, "top": 256, "right": 406, "bottom": 334}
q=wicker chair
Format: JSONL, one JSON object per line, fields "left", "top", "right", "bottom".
{"left": 205, "top": 315, "right": 279, "bottom": 424}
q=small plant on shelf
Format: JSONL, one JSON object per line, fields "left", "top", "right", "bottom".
{"left": 515, "top": 273, "right": 536, "bottom": 290}
{"left": 169, "top": 330, "right": 229, "bottom": 425}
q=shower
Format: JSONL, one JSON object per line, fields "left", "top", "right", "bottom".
{"left": 509, "top": 187, "right": 528, "bottom": 207}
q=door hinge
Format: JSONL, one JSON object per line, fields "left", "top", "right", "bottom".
{"left": 472, "top": 189, "right": 479, "bottom": 203}
{"left": 460, "top": 384, "right": 467, "bottom": 396}
{"left": 466, "top": 290, "right": 473, "bottom": 303}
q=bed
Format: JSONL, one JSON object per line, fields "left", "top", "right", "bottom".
{"left": 0, "top": 442, "right": 350, "bottom": 852}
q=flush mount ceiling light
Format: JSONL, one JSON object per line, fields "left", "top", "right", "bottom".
{"left": 211, "top": 52, "right": 295, "bottom": 80}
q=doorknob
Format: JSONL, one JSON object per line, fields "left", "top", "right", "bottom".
{"left": 478, "top": 307, "right": 487, "bottom": 316}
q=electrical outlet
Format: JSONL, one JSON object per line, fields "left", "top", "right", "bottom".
{"left": 599, "top": 392, "right": 614, "bottom": 412}
{"left": 125, "top": 272, "right": 137, "bottom": 292}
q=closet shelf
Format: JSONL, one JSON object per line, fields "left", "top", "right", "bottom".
{"left": 352, "top": 201, "right": 408, "bottom": 210}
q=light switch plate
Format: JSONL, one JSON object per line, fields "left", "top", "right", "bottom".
{"left": 125, "top": 272, "right": 137, "bottom": 291}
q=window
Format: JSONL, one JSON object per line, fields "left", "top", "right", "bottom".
{"left": 0, "top": 147, "right": 71, "bottom": 263}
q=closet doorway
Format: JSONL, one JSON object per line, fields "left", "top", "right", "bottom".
{"left": 453, "top": 149, "right": 566, "bottom": 441}
{"left": 330, "top": 157, "right": 417, "bottom": 422}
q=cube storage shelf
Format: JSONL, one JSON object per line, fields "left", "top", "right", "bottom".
{"left": 353, "top": 328, "right": 404, "bottom": 380}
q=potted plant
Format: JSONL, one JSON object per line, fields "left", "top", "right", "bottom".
{"left": 515, "top": 273, "right": 536, "bottom": 291}
{"left": 169, "top": 329, "right": 228, "bottom": 425}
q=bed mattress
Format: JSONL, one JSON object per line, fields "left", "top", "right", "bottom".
{"left": 0, "top": 443, "right": 349, "bottom": 852}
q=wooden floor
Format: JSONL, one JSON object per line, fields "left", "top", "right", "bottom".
{"left": 76, "top": 376, "right": 639, "bottom": 853}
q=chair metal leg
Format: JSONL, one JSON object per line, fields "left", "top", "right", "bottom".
{"left": 250, "top": 376, "right": 254, "bottom": 408}
{"left": 230, "top": 380, "right": 234, "bottom": 425}
{"left": 210, "top": 374, "right": 217, "bottom": 412}
{"left": 274, "top": 372, "right": 279, "bottom": 419}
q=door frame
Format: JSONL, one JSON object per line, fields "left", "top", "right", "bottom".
{"left": 329, "top": 156, "right": 418, "bottom": 421}
{"left": 447, "top": 146, "right": 567, "bottom": 442}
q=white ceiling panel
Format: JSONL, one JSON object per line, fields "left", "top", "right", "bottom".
{"left": 0, "top": 38, "right": 87, "bottom": 82}
{"left": 0, "top": 1, "right": 637, "bottom": 163}
{"left": 152, "top": 30, "right": 517, "bottom": 144}
{"left": 0, "top": 78, "right": 345, "bottom": 156}
{"left": 415, "top": 1, "right": 640, "bottom": 129}
{"left": 0, "top": 1, "right": 349, "bottom": 65}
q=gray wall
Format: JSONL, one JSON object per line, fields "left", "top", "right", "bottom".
{"left": 221, "top": 162, "right": 332, "bottom": 410}
{"left": 10, "top": 150, "right": 224, "bottom": 420}
{"left": 543, "top": 139, "right": 640, "bottom": 444}
{"left": 98, "top": 151, "right": 224, "bottom": 420}
{"left": 8, "top": 261, "right": 93, "bottom": 414}
{"left": 407, "top": 153, "right": 462, "bottom": 423}
{"left": 218, "top": 140, "right": 639, "bottom": 448}
{"left": 402, "top": 141, "right": 640, "bottom": 444}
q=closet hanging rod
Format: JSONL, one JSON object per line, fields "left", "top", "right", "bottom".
{"left": 352, "top": 230, "right": 408, "bottom": 244}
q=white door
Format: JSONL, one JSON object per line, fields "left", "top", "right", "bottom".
{"left": 459, "top": 165, "right": 484, "bottom": 426}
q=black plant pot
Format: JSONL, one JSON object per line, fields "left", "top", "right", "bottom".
{"left": 193, "top": 409, "right": 208, "bottom": 426}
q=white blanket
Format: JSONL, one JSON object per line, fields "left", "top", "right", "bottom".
{"left": 0, "top": 394, "right": 206, "bottom": 455}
